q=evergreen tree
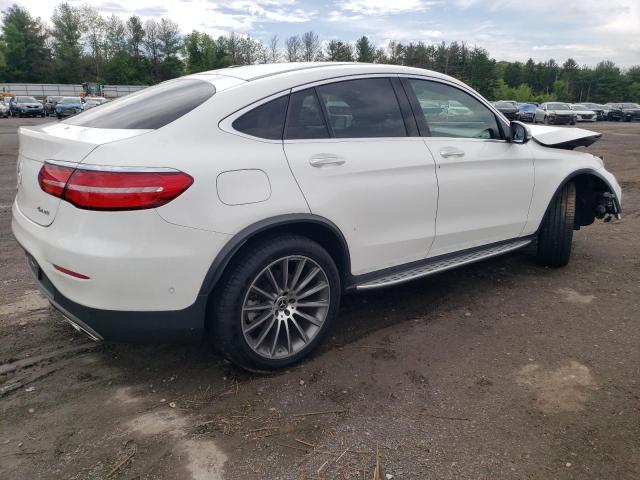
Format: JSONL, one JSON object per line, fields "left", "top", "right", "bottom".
{"left": 1, "top": 5, "right": 49, "bottom": 82}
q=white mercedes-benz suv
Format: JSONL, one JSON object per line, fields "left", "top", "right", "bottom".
{"left": 12, "top": 63, "right": 621, "bottom": 370}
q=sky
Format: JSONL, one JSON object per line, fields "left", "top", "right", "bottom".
{"left": 5, "top": 0, "right": 640, "bottom": 67}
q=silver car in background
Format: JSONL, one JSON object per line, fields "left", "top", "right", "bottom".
{"left": 536, "top": 102, "right": 577, "bottom": 125}
{"left": 570, "top": 104, "right": 597, "bottom": 122}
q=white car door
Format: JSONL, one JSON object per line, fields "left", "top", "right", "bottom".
{"left": 402, "top": 77, "right": 535, "bottom": 258}
{"left": 283, "top": 77, "right": 439, "bottom": 276}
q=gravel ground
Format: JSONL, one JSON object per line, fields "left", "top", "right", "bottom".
{"left": 1, "top": 117, "right": 639, "bottom": 480}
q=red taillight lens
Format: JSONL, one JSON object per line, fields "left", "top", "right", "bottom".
{"left": 38, "top": 163, "right": 74, "bottom": 197}
{"left": 39, "top": 162, "right": 193, "bottom": 211}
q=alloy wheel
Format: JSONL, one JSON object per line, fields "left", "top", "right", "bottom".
{"left": 241, "top": 256, "right": 331, "bottom": 360}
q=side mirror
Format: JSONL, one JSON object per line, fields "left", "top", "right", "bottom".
{"left": 510, "top": 121, "right": 531, "bottom": 144}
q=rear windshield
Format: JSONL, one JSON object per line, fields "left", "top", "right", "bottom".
{"left": 65, "top": 79, "right": 215, "bottom": 129}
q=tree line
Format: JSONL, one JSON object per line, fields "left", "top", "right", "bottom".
{"left": 1, "top": 3, "right": 639, "bottom": 103}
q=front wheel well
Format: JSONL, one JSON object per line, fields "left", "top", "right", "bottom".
{"left": 572, "top": 173, "right": 617, "bottom": 228}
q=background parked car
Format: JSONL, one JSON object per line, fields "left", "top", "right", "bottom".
{"left": 9, "top": 96, "right": 45, "bottom": 118}
{"left": 580, "top": 102, "right": 606, "bottom": 121}
{"left": 605, "top": 103, "right": 640, "bottom": 122}
{"left": 536, "top": 102, "right": 577, "bottom": 125}
{"left": 83, "top": 97, "right": 109, "bottom": 110}
{"left": 55, "top": 97, "right": 84, "bottom": 118}
{"left": 44, "top": 96, "right": 63, "bottom": 116}
{"left": 570, "top": 104, "right": 597, "bottom": 122}
{"left": 493, "top": 101, "right": 518, "bottom": 120}
{"left": 516, "top": 103, "right": 539, "bottom": 122}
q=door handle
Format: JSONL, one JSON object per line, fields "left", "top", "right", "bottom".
{"left": 439, "top": 147, "right": 465, "bottom": 158}
{"left": 309, "top": 154, "right": 346, "bottom": 167}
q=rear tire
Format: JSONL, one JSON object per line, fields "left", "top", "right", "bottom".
{"left": 210, "top": 234, "right": 341, "bottom": 371}
{"left": 536, "top": 182, "right": 576, "bottom": 267}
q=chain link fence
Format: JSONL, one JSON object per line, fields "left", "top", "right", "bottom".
{"left": 0, "top": 83, "right": 146, "bottom": 98}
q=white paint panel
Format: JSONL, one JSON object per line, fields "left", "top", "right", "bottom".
{"left": 217, "top": 169, "right": 271, "bottom": 205}
{"left": 285, "top": 138, "right": 438, "bottom": 275}
{"left": 425, "top": 138, "right": 534, "bottom": 257}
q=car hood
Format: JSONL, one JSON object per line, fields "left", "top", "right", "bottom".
{"left": 19, "top": 103, "right": 42, "bottom": 107}
{"left": 529, "top": 125, "right": 602, "bottom": 150}
{"left": 57, "top": 103, "right": 82, "bottom": 108}
{"left": 547, "top": 110, "right": 574, "bottom": 115}
{"left": 571, "top": 110, "right": 595, "bottom": 115}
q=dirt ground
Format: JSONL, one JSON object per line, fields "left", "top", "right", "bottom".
{"left": 1, "top": 117, "right": 639, "bottom": 480}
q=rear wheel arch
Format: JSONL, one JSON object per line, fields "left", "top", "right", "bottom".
{"left": 200, "top": 215, "right": 351, "bottom": 300}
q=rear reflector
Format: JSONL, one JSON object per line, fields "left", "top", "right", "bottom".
{"left": 53, "top": 264, "right": 90, "bottom": 279}
{"left": 38, "top": 162, "right": 193, "bottom": 211}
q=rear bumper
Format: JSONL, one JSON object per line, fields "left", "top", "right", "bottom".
{"left": 23, "top": 252, "right": 207, "bottom": 342}
{"left": 11, "top": 198, "right": 232, "bottom": 340}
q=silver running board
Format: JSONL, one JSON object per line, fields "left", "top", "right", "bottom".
{"left": 356, "top": 239, "right": 532, "bottom": 290}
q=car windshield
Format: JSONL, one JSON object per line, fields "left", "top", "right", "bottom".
{"left": 571, "top": 105, "right": 588, "bottom": 110}
{"left": 495, "top": 102, "right": 515, "bottom": 108}
{"left": 621, "top": 103, "right": 640, "bottom": 108}
{"left": 61, "top": 97, "right": 81, "bottom": 104}
{"left": 17, "top": 97, "right": 37, "bottom": 103}
{"left": 548, "top": 103, "right": 571, "bottom": 110}
{"left": 519, "top": 104, "right": 536, "bottom": 111}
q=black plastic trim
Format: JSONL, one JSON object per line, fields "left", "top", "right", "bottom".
{"left": 198, "top": 214, "right": 351, "bottom": 296}
{"left": 390, "top": 77, "right": 419, "bottom": 137}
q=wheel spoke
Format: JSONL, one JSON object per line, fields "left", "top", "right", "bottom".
{"left": 294, "top": 267, "right": 320, "bottom": 294}
{"left": 296, "top": 301, "right": 329, "bottom": 309}
{"left": 290, "top": 317, "right": 308, "bottom": 343}
{"left": 252, "top": 285, "right": 276, "bottom": 300}
{"left": 243, "top": 311, "right": 272, "bottom": 334}
{"left": 284, "top": 319, "right": 292, "bottom": 354}
{"left": 297, "top": 282, "right": 329, "bottom": 301}
{"left": 243, "top": 303, "right": 272, "bottom": 312}
{"left": 254, "top": 316, "right": 277, "bottom": 349}
{"left": 265, "top": 267, "right": 280, "bottom": 293}
{"left": 270, "top": 320, "right": 282, "bottom": 357}
{"left": 294, "top": 309, "right": 323, "bottom": 327}
{"left": 290, "top": 258, "right": 306, "bottom": 290}
{"left": 282, "top": 258, "right": 289, "bottom": 290}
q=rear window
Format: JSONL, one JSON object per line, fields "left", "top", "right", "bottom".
{"left": 65, "top": 79, "right": 215, "bottom": 129}
{"left": 232, "top": 95, "right": 289, "bottom": 140}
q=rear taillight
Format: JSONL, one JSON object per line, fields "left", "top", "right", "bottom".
{"left": 38, "top": 162, "right": 193, "bottom": 211}
{"left": 38, "top": 163, "right": 74, "bottom": 198}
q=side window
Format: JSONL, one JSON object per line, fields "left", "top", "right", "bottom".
{"left": 406, "top": 79, "right": 502, "bottom": 140}
{"left": 285, "top": 89, "right": 329, "bottom": 140}
{"left": 232, "top": 95, "right": 288, "bottom": 140}
{"left": 316, "top": 78, "right": 407, "bottom": 138}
